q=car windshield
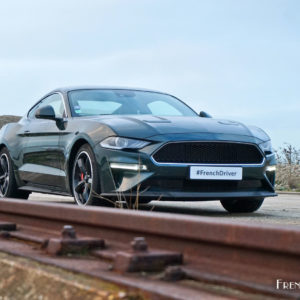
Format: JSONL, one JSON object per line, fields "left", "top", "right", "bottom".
{"left": 68, "top": 89, "right": 197, "bottom": 117}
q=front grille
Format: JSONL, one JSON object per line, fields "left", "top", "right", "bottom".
{"left": 153, "top": 142, "right": 263, "bottom": 164}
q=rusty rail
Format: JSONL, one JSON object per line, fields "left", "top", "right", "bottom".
{"left": 0, "top": 198, "right": 299, "bottom": 299}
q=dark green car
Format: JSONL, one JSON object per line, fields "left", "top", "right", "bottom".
{"left": 0, "top": 87, "right": 276, "bottom": 212}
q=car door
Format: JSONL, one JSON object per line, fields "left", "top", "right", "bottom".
{"left": 18, "top": 93, "right": 67, "bottom": 190}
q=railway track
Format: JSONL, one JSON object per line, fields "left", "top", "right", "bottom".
{"left": 0, "top": 198, "right": 299, "bottom": 299}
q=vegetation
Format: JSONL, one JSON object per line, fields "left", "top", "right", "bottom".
{"left": 275, "top": 144, "right": 300, "bottom": 192}
{"left": 0, "top": 115, "right": 21, "bottom": 129}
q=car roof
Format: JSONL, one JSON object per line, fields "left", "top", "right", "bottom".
{"left": 49, "top": 86, "right": 169, "bottom": 95}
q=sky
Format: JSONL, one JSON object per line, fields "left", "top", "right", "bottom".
{"left": 0, "top": 0, "right": 299, "bottom": 148}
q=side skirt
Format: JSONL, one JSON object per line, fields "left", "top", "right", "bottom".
{"left": 19, "top": 185, "right": 71, "bottom": 197}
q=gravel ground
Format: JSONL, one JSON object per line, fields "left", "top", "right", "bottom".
{"left": 28, "top": 193, "right": 300, "bottom": 226}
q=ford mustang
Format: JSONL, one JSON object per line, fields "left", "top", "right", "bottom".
{"left": 0, "top": 87, "right": 277, "bottom": 212}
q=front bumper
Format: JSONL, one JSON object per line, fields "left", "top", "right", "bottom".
{"left": 101, "top": 190, "right": 277, "bottom": 202}
{"left": 94, "top": 143, "right": 277, "bottom": 202}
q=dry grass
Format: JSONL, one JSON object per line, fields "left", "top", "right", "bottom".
{"left": 275, "top": 144, "right": 300, "bottom": 191}
{"left": 276, "top": 164, "right": 300, "bottom": 191}
{"left": 0, "top": 115, "right": 21, "bottom": 129}
{"left": 92, "top": 156, "right": 162, "bottom": 209}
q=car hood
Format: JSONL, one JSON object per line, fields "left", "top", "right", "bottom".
{"left": 91, "top": 115, "right": 267, "bottom": 142}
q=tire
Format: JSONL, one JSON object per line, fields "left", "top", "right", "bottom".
{"left": 72, "top": 144, "right": 113, "bottom": 206}
{"left": 220, "top": 197, "right": 264, "bottom": 213}
{"left": 0, "top": 148, "right": 30, "bottom": 199}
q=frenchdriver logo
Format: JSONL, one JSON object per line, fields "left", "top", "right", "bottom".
{"left": 196, "top": 169, "right": 238, "bottom": 177}
{"left": 190, "top": 166, "right": 243, "bottom": 180}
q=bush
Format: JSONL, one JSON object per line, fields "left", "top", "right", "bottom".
{"left": 275, "top": 144, "right": 300, "bottom": 191}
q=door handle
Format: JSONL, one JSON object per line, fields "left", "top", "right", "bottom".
{"left": 24, "top": 130, "right": 30, "bottom": 133}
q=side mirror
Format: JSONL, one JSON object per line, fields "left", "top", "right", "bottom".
{"left": 199, "top": 111, "right": 212, "bottom": 118}
{"left": 35, "top": 105, "right": 56, "bottom": 120}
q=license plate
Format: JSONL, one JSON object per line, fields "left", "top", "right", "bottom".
{"left": 190, "top": 166, "right": 243, "bottom": 180}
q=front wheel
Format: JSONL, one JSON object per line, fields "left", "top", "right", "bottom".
{"left": 220, "top": 197, "right": 264, "bottom": 213}
{"left": 72, "top": 144, "right": 113, "bottom": 206}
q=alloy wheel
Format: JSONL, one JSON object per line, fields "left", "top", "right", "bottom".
{"left": 73, "top": 151, "right": 93, "bottom": 205}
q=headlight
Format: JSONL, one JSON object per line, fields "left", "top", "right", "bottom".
{"left": 100, "top": 137, "right": 150, "bottom": 150}
{"left": 259, "top": 140, "right": 273, "bottom": 153}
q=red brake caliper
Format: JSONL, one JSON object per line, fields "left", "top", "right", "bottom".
{"left": 80, "top": 173, "right": 84, "bottom": 181}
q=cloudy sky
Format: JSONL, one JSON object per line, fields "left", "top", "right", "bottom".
{"left": 0, "top": 0, "right": 299, "bottom": 148}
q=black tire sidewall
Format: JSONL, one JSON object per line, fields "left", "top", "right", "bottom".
{"left": 220, "top": 197, "right": 264, "bottom": 213}
{"left": 0, "top": 149, "right": 12, "bottom": 197}
{"left": 72, "top": 144, "right": 101, "bottom": 206}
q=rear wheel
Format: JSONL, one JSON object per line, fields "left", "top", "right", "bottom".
{"left": 220, "top": 197, "right": 264, "bottom": 213}
{"left": 0, "top": 148, "right": 30, "bottom": 199}
{"left": 72, "top": 144, "right": 113, "bottom": 206}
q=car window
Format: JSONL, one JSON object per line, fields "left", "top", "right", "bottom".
{"left": 74, "top": 100, "right": 121, "bottom": 115}
{"left": 68, "top": 90, "right": 197, "bottom": 117}
{"left": 147, "top": 101, "right": 182, "bottom": 116}
{"left": 28, "top": 93, "right": 65, "bottom": 119}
